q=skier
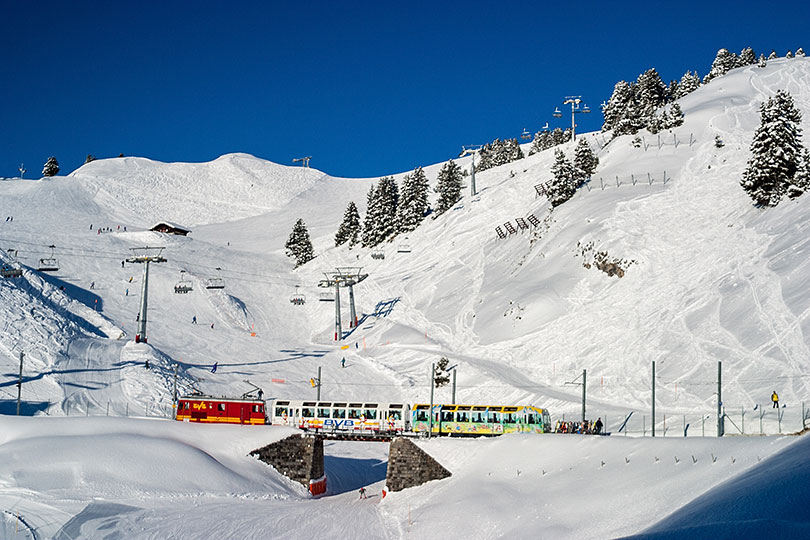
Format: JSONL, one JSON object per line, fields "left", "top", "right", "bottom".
{"left": 341, "top": 357, "right": 346, "bottom": 368}
{"left": 125, "top": 288, "right": 129, "bottom": 296}
{"left": 772, "top": 391, "right": 780, "bottom": 408}
{"left": 359, "top": 487, "right": 367, "bottom": 500}
{"left": 121, "top": 260, "right": 125, "bottom": 268}
{"left": 210, "top": 323, "right": 214, "bottom": 330}
{"left": 145, "top": 359, "right": 150, "bottom": 370}
{"left": 90, "top": 281, "right": 95, "bottom": 289}
{"left": 211, "top": 362, "right": 218, "bottom": 373}
{"left": 594, "top": 417, "right": 603, "bottom": 435}
{"left": 192, "top": 315, "right": 197, "bottom": 324}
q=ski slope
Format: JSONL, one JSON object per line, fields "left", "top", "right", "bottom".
{"left": 0, "top": 57, "right": 810, "bottom": 538}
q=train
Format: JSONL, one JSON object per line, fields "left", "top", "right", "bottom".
{"left": 176, "top": 394, "right": 551, "bottom": 436}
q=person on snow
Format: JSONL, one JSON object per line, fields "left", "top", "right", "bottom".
{"left": 772, "top": 391, "right": 780, "bottom": 408}
{"left": 341, "top": 357, "right": 346, "bottom": 368}
{"left": 359, "top": 487, "right": 367, "bottom": 499}
{"left": 594, "top": 417, "right": 603, "bottom": 435}
{"left": 145, "top": 359, "right": 150, "bottom": 370}
{"left": 192, "top": 315, "right": 197, "bottom": 324}
{"left": 211, "top": 362, "right": 218, "bottom": 373}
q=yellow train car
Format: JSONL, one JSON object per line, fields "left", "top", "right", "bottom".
{"left": 411, "top": 403, "right": 551, "bottom": 436}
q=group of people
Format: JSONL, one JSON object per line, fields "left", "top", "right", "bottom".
{"left": 92, "top": 224, "right": 126, "bottom": 234}
{"left": 554, "top": 417, "right": 604, "bottom": 435}
{"left": 5, "top": 216, "right": 13, "bottom": 222}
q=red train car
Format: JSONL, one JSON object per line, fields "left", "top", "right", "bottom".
{"left": 176, "top": 395, "right": 266, "bottom": 425}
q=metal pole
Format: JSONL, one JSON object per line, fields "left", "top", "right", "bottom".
{"left": 470, "top": 153, "right": 476, "bottom": 197}
{"left": 317, "top": 366, "right": 322, "bottom": 401}
{"left": 452, "top": 369, "right": 457, "bottom": 404}
{"left": 652, "top": 360, "right": 655, "bottom": 437}
{"left": 173, "top": 363, "right": 178, "bottom": 418}
{"left": 429, "top": 363, "right": 435, "bottom": 439}
{"left": 581, "top": 369, "right": 586, "bottom": 423}
{"left": 16, "top": 351, "right": 24, "bottom": 415}
{"left": 741, "top": 406, "right": 745, "bottom": 435}
{"left": 334, "top": 281, "right": 342, "bottom": 341}
{"left": 348, "top": 283, "right": 357, "bottom": 328}
{"left": 571, "top": 102, "right": 576, "bottom": 141}
{"left": 136, "top": 259, "right": 150, "bottom": 343}
{"left": 717, "top": 361, "right": 723, "bottom": 437}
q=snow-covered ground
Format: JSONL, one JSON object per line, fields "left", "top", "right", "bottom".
{"left": 1, "top": 58, "right": 810, "bottom": 538}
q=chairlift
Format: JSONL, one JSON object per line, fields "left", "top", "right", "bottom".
{"left": 2, "top": 249, "right": 23, "bottom": 278}
{"left": 397, "top": 237, "right": 412, "bottom": 253}
{"left": 521, "top": 128, "right": 531, "bottom": 140}
{"left": 37, "top": 245, "right": 59, "bottom": 272}
{"left": 319, "top": 292, "right": 334, "bottom": 302}
{"left": 552, "top": 107, "right": 562, "bottom": 118}
{"left": 371, "top": 248, "right": 385, "bottom": 260}
{"left": 290, "top": 285, "right": 306, "bottom": 305}
{"left": 174, "top": 270, "right": 194, "bottom": 294}
{"left": 205, "top": 267, "right": 225, "bottom": 290}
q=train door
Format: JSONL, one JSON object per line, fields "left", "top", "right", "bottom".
{"left": 240, "top": 403, "right": 249, "bottom": 424}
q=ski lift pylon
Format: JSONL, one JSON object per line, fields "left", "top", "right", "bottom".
{"left": 290, "top": 285, "right": 306, "bottom": 305}
{"left": 174, "top": 270, "right": 194, "bottom": 294}
{"left": 205, "top": 267, "right": 225, "bottom": 290}
{"left": 37, "top": 245, "right": 59, "bottom": 272}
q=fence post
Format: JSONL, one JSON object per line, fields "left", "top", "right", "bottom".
{"left": 648, "top": 172, "right": 653, "bottom": 185}
{"left": 803, "top": 401, "right": 807, "bottom": 430}
{"left": 778, "top": 407, "right": 783, "bottom": 433}
{"left": 683, "top": 415, "right": 687, "bottom": 437}
{"left": 658, "top": 134, "right": 662, "bottom": 149}
{"left": 107, "top": 401, "right": 110, "bottom": 416}
{"left": 632, "top": 174, "right": 636, "bottom": 186}
{"left": 663, "top": 414, "right": 667, "bottom": 436}
{"left": 759, "top": 405, "right": 764, "bottom": 434}
{"left": 601, "top": 178, "right": 606, "bottom": 190}
{"left": 643, "top": 415, "right": 646, "bottom": 436}
{"left": 690, "top": 133, "right": 695, "bottom": 147}
{"left": 126, "top": 402, "right": 129, "bottom": 417}
{"left": 663, "top": 171, "right": 668, "bottom": 184}
{"left": 616, "top": 176, "right": 620, "bottom": 188}
{"left": 741, "top": 406, "right": 744, "bottom": 435}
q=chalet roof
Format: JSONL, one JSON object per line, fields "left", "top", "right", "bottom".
{"left": 150, "top": 221, "right": 191, "bottom": 233}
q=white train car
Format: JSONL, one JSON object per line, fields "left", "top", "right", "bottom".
{"left": 269, "top": 399, "right": 410, "bottom": 436}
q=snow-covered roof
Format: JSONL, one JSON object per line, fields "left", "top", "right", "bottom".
{"left": 149, "top": 221, "right": 191, "bottom": 233}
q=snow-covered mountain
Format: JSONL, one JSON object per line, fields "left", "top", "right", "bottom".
{"left": 1, "top": 57, "right": 810, "bottom": 539}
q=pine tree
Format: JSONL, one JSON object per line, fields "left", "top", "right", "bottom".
{"left": 42, "top": 157, "right": 59, "bottom": 177}
{"left": 741, "top": 90, "right": 804, "bottom": 206}
{"left": 503, "top": 138, "right": 524, "bottom": 162}
{"left": 285, "top": 218, "right": 315, "bottom": 268}
{"left": 335, "top": 201, "right": 361, "bottom": 247}
{"left": 361, "top": 185, "right": 379, "bottom": 247}
{"left": 376, "top": 176, "right": 399, "bottom": 242}
{"left": 758, "top": 54, "right": 767, "bottom": 68}
{"left": 476, "top": 141, "right": 495, "bottom": 172}
{"left": 602, "top": 81, "right": 634, "bottom": 131}
{"left": 675, "top": 71, "right": 701, "bottom": 99}
{"left": 396, "top": 167, "right": 430, "bottom": 233}
{"left": 786, "top": 50, "right": 794, "bottom": 59}
{"left": 528, "top": 130, "right": 553, "bottom": 155}
{"left": 635, "top": 68, "right": 666, "bottom": 118}
{"left": 664, "top": 103, "right": 685, "bottom": 128}
{"left": 666, "top": 79, "right": 679, "bottom": 102}
{"left": 435, "top": 160, "right": 463, "bottom": 215}
{"left": 433, "top": 357, "right": 450, "bottom": 388}
{"left": 547, "top": 149, "right": 577, "bottom": 207}
{"left": 768, "top": 50, "right": 778, "bottom": 60}
{"left": 704, "top": 48, "right": 740, "bottom": 83}
{"left": 740, "top": 47, "right": 756, "bottom": 65}
{"left": 797, "top": 48, "right": 806, "bottom": 58}
{"left": 573, "top": 138, "right": 598, "bottom": 181}
{"left": 787, "top": 148, "right": 810, "bottom": 199}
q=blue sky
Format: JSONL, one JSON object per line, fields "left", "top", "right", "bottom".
{"left": 2, "top": 1, "right": 808, "bottom": 179}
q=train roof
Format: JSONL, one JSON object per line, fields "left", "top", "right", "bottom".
{"left": 179, "top": 394, "right": 264, "bottom": 404}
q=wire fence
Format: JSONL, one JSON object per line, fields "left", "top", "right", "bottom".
{"left": 581, "top": 171, "right": 670, "bottom": 192}
{"left": 557, "top": 402, "right": 810, "bottom": 438}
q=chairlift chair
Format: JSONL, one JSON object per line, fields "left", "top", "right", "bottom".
{"left": 1, "top": 263, "right": 22, "bottom": 278}
{"left": 205, "top": 267, "right": 225, "bottom": 290}
{"left": 397, "top": 237, "right": 412, "bottom": 253}
{"left": 174, "top": 271, "right": 194, "bottom": 294}
{"left": 521, "top": 128, "right": 531, "bottom": 140}
{"left": 37, "top": 245, "right": 59, "bottom": 272}
{"left": 290, "top": 285, "right": 306, "bottom": 305}
{"left": 371, "top": 249, "right": 385, "bottom": 260}
{"left": 319, "top": 292, "right": 335, "bottom": 302}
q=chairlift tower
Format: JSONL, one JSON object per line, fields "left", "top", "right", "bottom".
{"left": 319, "top": 267, "right": 369, "bottom": 340}
{"left": 460, "top": 145, "right": 482, "bottom": 197}
{"left": 293, "top": 156, "right": 312, "bottom": 168}
{"left": 126, "top": 246, "right": 167, "bottom": 343}
{"left": 553, "top": 96, "right": 591, "bottom": 141}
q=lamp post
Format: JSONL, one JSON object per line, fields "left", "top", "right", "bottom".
{"left": 553, "top": 96, "right": 591, "bottom": 141}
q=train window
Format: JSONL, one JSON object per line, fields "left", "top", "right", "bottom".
{"left": 275, "top": 407, "right": 288, "bottom": 417}
{"left": 218, "top": 404, "right": 226, "bottom": 412}
{"left": 349, "top": 403, "right": 363, "bottom": 408}
{"left": 183, "top": 402, "right": 190, "bottom": 410}
{"left": 415, "top": 410, "right": 429, "bottom": 421}
{"left": 441, "top": 411, "right": 453, "bottom": 422}
{"left": 302, "top": 407, "right": 315, "bottom": 418}
{"left": 317, "top": 408, "right": 331, "bottom": 418}
{"left": 488, "top": 411, "right": 501, "bottom": 423}
{"left": 364, "top": 409, "right": 377, "bottom": 420}
{"left": 455, "top": 411, "right": 470, "bottom": 422}
{"left": 333, "top": 402, "right": 347, "bottom": 408}
{"left": 348, "top": 408, "right": 361, "bottom": 419}
{"left": 387, "top": 410, "right": 401, "bottom": 420}
{"left": 252, "top": 405, "right": 262, "bottom": 413}
{"left": 526, "top": 414, "right": 536, "bottom": 424}
{"left": 504, "top": 413, "right": 516, "bottom": 423}
{"left": 471, "top": 412, "right": 484, "bottom": 423}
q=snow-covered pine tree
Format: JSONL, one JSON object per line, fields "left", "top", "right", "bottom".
{"left": 335, "top": 201, "right": 361, "bottom": 247}
{"left": 433, "top": 357, "right": 451, "bottom": 387}
{"left": 740, "top": 47, "right": 756, "bottom": 65}
{"left": 550, "top": 127, "right": 567, "bottom": 146}
{"left": 741, "top": 90, "right": 804, "bottom": 206}
{"left": 703, "top": 48, "right": 739, "bottom": 83}
{"left": 601, "top": 81, "right": 634, "bottom": 131}
{"left": 675, "top": 71, "right": 701, "bottom": 98}
{"left": 573, "top": 138, "right": 599, "bottom": 181}
{"left": 42, "top": 157, "right": 59, "bottom": 177}
{"left": 503, "top": 138, "right": 524, "bottom": 162}
{"left": 361, "top": 185, "right": 379, "bottom": 247}
{"left": 285, "top": 218, "right": 315, "bottom": 268}
{"left": 434, "top": 160, "right": 463, "bottom": 216}
{"left": 797, "top": 48, "right": 806, "bottom": 58}
{"left": 786, "top": 50, "right": 794, "bottom": 58}
{"left": 476, "top": 141, "right": 495, "bottom": 172}
{"left": 376, "top": 175, "right": 399, "bottom": 242}
{"left": 396, "top": 167, "right": 429, "bottom": 233}
{"left": 666, "top": 79, "right": 679, "bottom": 102}
{"left": 490, "top": 139, "right": 509, "bottom": 168}
{"left": 547, "top": 149, "right": 577, "bottom": 207}
{"left": 768, "top": 50, "right": 778, "bottom": 59}
{"left": 787, "top": 148, "right": 810, "bottom": 199}
{"left": 613, "top": 99, "right": 643, "bottom": 136}
{"left": 663, "top": 102, "right": 685, "bottom": 128}
{"left": 635, "top": 68, "right": 666, "bottom": 118}
{"left": 528, "top": 131, "right": 553, "bottom": 155}
{"left": 758, "top": 54, "right": 767, "bottom": 68}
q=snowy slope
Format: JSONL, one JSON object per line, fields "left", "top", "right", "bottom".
{"left": 1, "top": 57, "right": 810, "bottom": 538}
